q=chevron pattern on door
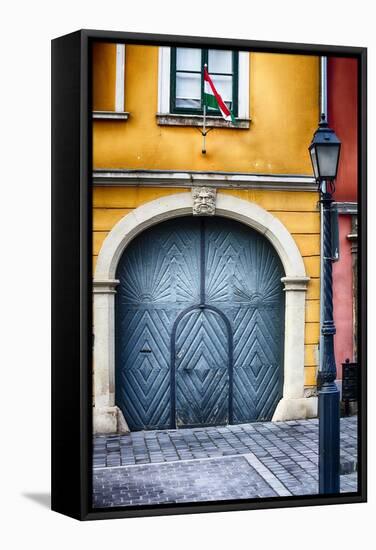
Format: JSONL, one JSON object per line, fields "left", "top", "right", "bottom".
{"left": 116, "top": 219, "right": 200, "bottom": 430}
{"left": 116, "top": 216, "right": 284, "bottom": 431}
{"left": 232, "top": 306, "right": 283, "bottom": 422}
{"left": 205, "top": 217, "right": 285, "bottom": 423}
{"left": 174, "top": 308, "right": 230, "bottom": 427}
{"left": 116, "top": 308, "right": 171, "bottom": 429}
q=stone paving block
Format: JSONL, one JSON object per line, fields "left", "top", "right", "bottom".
{"left": 93, "top": 416, "right": 358, "bottom": 506}
{"left": 93, "top": 455, "right": 280, "bottom": 508}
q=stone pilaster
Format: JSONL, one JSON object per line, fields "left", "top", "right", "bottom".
{"left": 93, "top": 280, "right": 129, "bottom": 434}
{"left": 273, "top": 276, "right": 318, "bottom": 421}
{"left": 347, "top": 215, "right": 358, "bottom": 361}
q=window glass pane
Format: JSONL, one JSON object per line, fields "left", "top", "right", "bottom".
{"left": 207, "top": 100, "right": 232, "bottom": 112}
{"left": 176, "top": 72, "right": 201, "bottom": 100}
{"left": 176, "top": 98, "right": 201, "bottom": 109}
{"left": 176, "top": 48, "right": 201, "bottom": 71}
{"left": 172, "top": 48, "right": 237, "bottom": 113}
{"left": 208, "top": 50, "right": 232, "bottom": 73}
{"left": 211, "top": 75, "right": 233, "bottom": 101}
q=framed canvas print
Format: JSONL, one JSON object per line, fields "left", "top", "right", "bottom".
{"left": 51, "top": 30, "right": 367, "bottom": 520}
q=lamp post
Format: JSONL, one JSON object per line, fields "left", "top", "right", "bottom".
{"left": 309, "top": 114, "right": 341, "bottom": 494}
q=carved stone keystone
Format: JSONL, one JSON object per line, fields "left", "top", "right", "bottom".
{"left": 192, "top": 186, "right": 216, "bottom": 216}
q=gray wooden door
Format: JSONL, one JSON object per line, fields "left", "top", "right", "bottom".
{"left": 116, "top": 216, "right": 284, "bottom": 430}
{"left": 174, "top": 307, "right": 231, "bottom": 427}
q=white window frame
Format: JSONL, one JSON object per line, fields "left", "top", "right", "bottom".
{"left": 115, "top": 43, "right": 125, "bottom": 112}
{"left": 93, "top": 43, "right": 129, "bottom": 120}
{"left": 157, "top": 47, "right": 250, "bottom": 127}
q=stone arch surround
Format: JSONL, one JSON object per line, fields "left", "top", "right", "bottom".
{"left": 93, "top": 192, "right": 316, "bottom": 433}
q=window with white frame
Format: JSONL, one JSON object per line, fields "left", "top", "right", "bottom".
{"left": 158, "top": 47, "right": 250, "bottom": 127}
{"left": 92, "top": 43, "right": 128, "bottom": 120}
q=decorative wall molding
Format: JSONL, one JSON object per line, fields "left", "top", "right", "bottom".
{"left": 347, "top": 214, "right": 358, "bottom": 361}
{"left": 281, "top": 276, "right": 310, "bottom": 292}
{"left": 156, "top": 113, "right": 250, "bottom": 129}
{"left": 93, "top": 111, "right": 129, "bottom": 120}
{"left": 93, "top": 280, "right": 119, "bottom": 294}
{"left": 334, "top": 201, "right": 358, "bottom": 215}
{"left": 192, "top": 186, "right": 216, "bottom": 215}
{"left": 93, "top": 169, "right": 317, "bottom": 191}
{"left": 93, "top": 192, "right": 312, "bottom": 432}
{"left": 347, "top": 214, "right": 358, "bottom": 244}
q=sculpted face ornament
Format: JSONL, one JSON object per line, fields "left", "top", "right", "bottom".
{"left": 192, "top": 186, "right": 216, "bottom": 216}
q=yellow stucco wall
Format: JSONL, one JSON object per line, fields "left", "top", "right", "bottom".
{"left": 92, "top": 45, "right": 319, "bottom": 174}
{"left": 93, "top": 187, "right": 320, "bottom": 386}
{"left": 92, "top": 43, "right": 321, "bottom": 388}
{"left": 92, "top": 42, "right": 117, "bottom": 112}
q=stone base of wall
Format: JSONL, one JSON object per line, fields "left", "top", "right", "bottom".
{"left": 93, "top": 406, "right": 130, "bottom": 434}
{"left": 272, "top": 397, "right": 318, "bottom": 421}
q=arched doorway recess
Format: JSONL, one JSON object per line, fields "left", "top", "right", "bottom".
{"left": 93, "top": 192, "right": 314, "bottom": 433}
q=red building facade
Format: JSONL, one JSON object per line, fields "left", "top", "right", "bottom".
{"left": 327, "top": 57, "right": 358, "bottom": 377}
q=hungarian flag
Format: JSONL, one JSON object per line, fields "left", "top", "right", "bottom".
{"left": 204, "top": 65, "right": 235, "bottom": 123}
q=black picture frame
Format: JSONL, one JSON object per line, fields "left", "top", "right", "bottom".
{"left": 51, "top": 29, "right": 367, "bottom": 521}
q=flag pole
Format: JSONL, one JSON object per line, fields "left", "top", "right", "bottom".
{"left": 202, "top": 64, "right": 207, "bottom": 154}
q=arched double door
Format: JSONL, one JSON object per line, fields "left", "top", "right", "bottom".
{"left": 115, "top": 216, "right": 285, "bottom": 431}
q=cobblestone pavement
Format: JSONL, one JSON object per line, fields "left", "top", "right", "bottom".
{"left": 93, "top": 416, "right": 358, "bottom": 508}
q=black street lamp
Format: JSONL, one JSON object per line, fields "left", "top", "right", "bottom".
{"left": 309, "top": 114, "right": 341, "bottom": 494}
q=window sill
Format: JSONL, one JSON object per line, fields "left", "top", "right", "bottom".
{"left": 93, "top": 111, "right": 130, "bottom": 120}
{"left": 156, "top": 113, "right": 251, "bottom": 129}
